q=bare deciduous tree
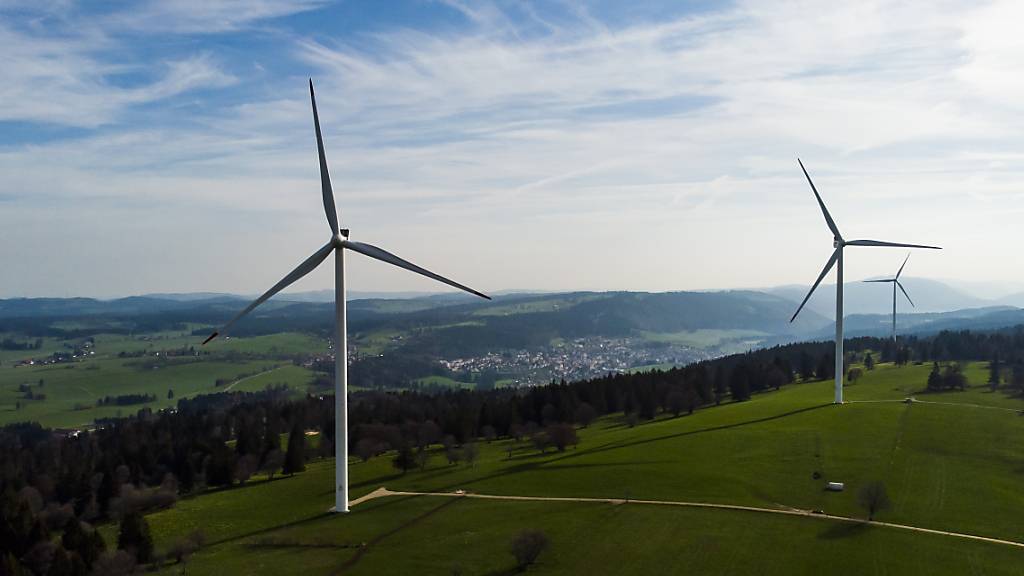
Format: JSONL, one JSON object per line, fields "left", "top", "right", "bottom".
{"left": 574, "top": 403, "right": 596, "bottom": 428}
{"left": 857, "top": 480, "right": 891, "bottom": 520}
{"left": 463, "top": 442, "right": 479, "bottom": 467}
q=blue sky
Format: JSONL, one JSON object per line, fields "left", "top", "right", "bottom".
{"left": 2, "top": 0, "right": 1023, "bottom": 298}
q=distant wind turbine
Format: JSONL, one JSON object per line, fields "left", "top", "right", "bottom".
{"left": 202, "top": 80, "right": 491, "bottom": 513}
{"left": 789, "top": 159, "right": 940, "bottom": 404}
{"left": 864, "top": 253, "right": 915, "bottom": 343}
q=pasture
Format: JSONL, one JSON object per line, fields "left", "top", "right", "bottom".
{"left": 137, "top": 361, "right": 1024, "bottom": 574}
{"left": 0, "top": 331, "right": 326, "bottom": 428}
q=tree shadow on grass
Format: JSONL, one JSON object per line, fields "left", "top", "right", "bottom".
{"left": 412, "top": 403, "right": 833, "bottom": 496}
{"left": 817, "top": 520, "right": 872, "bottom": 540}
{"left": 348, "top": 471, "right": 404, "bottom": 492}
{"left": 483, "top": 567, "right": 523, "bottom": 576}
{"left": 178, "top": 474, "right": 297, "bottom": 502}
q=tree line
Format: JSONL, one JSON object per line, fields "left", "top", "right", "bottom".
{"left": 5, "top": 326, "right": 1024, "bottom": 574}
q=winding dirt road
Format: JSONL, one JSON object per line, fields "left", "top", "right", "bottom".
{"left": 350, "top": 487, "right": 1024, "bottom": 550}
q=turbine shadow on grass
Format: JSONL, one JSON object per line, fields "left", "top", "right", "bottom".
{"left": 334, "top": 497, "right": 462, "bottom": 574}
{"left": 209, "top": 511, "right": 334, "bottom": 547}
{"left": 358, "top": 403, "right": 832, "bottom": 498}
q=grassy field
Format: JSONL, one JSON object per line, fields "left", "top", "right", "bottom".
{"left": 134, "top": 361, "right": 1024, "bottom": 574}
{"left": 0, "top": 332, "right": 326, "bottom": 428}
{"left": 635, "top": 328, "right": 768, "bottom": 348}
{"left": 471, "top": 294, "right": 608, "bottom": 317}
{"left": 412, "top": 375, "right": 475, "bottom": 389}
{"left": 0, "top": 335, "right": 79, "bottom": 365}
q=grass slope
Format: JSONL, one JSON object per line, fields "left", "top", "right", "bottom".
{"left": 0, "top": 332, "right": 325, "bottom": 428}
{"left": 138, "top": 362, "right": 1024, "bottom": 574}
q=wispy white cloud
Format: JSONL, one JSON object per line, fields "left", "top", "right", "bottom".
{"left": 107, "top": 0, "right": 326, "bottom": 34}
{"left": 0, "top": 17, "right": 235, "bottom": 128}
{"left": 4, "top": 0, "right": 1024, "bottom": 297}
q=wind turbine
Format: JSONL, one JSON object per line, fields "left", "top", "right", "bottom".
{"left": 202, "top": 80, "right": 491, "bottom": 513}
{"left": 789, "top": 159, "right": 940, "bottom": 404}
{"left": 864, "top": 253, "right": 914, "bottom": 343}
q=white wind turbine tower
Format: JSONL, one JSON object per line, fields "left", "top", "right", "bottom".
{"left": 202, "top": 80, "right": 491, "bottom": 513}
{"left": 863, "top": 253, "right": 915, "bottom": 344}
{"left": 789, "top": 159, "right": 940, "bottom": 404}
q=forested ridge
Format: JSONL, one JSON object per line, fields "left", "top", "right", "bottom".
{"left": 5, "top": 326, "right": 1024, "bottom": 574}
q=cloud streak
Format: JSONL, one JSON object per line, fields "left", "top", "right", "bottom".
{"left": 3, "top": 0, "right": 1024, "bottom": 297}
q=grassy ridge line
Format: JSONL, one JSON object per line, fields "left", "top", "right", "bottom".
{"left": 137, "top": 361, "right": 1024, "bottom": 574}
{"left": 359, "top": 488, "right": 1024, "bottom": 549}
{"left": 151, "top": 363, "right": 1024, "bottom": 543}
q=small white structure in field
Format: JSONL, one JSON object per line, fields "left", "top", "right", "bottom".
{"left": 826, "top": 482, "right": 845, "bottom": 492}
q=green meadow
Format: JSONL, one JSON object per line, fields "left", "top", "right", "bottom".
{"left": 136, "top": 361, "right": 1024, "bottom": 575}
{"left": 0, "top": 332, "right": 327, "bottom": 428}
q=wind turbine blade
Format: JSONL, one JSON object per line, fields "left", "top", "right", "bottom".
{"left": 798, "top": 159, "right": 842, "bottom": 241}
{"left": 202, "top": 242, "right": 335, "bottom": 344}
{"left": 790, "top": 247, "right": 840, "bottom": 323}
{"left": 845, "top": 239, "right": 941, "bottom": 249}
{"left": 342, "top": 240, "right": 490, "bottom": 300}
{"left": 896, "top": 252, "right": 911, "bottom": 279}
{"left": 863, "top": 279, "right": 895, "bottom": 283}
{"left": 896, "top": 280, "right": 915, "bottom": 307}
{"left": 310, "top": 79, "right": 339, "bottom": 234}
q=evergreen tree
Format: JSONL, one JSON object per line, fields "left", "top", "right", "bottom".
{"left": 0, "top": 552, "right": 24, "bottom": 576}
{"left": 729, "top": 364, "right": 750, "bottom": 401}
{"left": 205, "top": 443, "right": 236, "bottom": 487}
{"left": 927, "top": 362, "right": 942, "bottom": 391}
{"left": 392, "top": 443, "right": 414, "bottom": 474}
{"left": 260, "top": 416, "right": 282, "bottom": 463}
{"left": 46, "top": 545, "right": 73, "bottom": 576}
{"left": 282, "top": 421, "right": 306, "bottom": 476}
{"left": 864, "top": 352, "right": 875, "bottom": 371}
{"left": 798, "top": 352, "right": 815, "bottom": 381}
{"left": 1012, "top": 360, "right": 1024, "bottom": 391}
{"left": 61, "top": 520, "right": 104, "bottom": 569}
{"left": 713, "top": 367, "right": 728, "bottom": 405}
{"left": 989, "top": 353, "right": 1001, "bottom": 391}
{"left": 117, "top": 512, "right": 153, "bottom": 564}
{"left": 815, "top": 354, "right": 833, "bottom": 381}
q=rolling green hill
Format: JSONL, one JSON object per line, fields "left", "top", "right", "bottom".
{"left": 0, "top": 332, "right": 327, "bottom": 428}
{"left": 133, "top": 361, "right": 1024, "bottom": 575}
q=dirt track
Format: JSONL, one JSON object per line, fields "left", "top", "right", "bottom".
{"left": 351, "top": 487, "right": 1024, "bottom": 550}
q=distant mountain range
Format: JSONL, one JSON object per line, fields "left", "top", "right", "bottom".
{"left": 6, "top": 282, "right": 1024, "bottom": 352}
{"left": 763, "top": 277, "right": 990, "bottom": 316}
{"left": 821, "top": 306, "right": 1024, "bottom": 340}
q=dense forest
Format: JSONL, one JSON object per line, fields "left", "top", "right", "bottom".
{"left": 5, "top": 327, "right": 1024, "bottom": 574}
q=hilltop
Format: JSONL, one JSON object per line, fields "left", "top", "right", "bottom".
{"left": 135, "top": 361, "right": 1024, "bottom": 574}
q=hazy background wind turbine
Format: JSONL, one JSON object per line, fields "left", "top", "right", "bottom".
{"left": 789, "top": 159, "right": 940, "bottom": 404}
{"left": 202, "top": 80, "right": 490, "bottom": 513}
{"left": 864, "top": 253, "right": 915, "bottom": 343}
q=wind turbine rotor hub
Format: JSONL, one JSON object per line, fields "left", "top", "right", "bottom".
{"left": 332, "top": 233, "right": 346, "bottom": 248}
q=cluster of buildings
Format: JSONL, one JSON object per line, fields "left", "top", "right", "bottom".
{"left": 13, "top": 342, "right": 94, "bottom": 367}
{"left": 440, "top": 337, "right": 708, "bottom": 386}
